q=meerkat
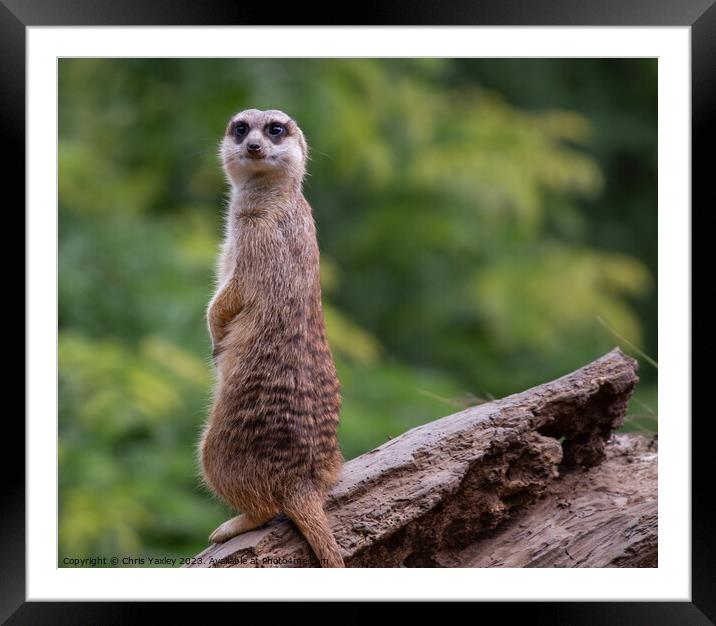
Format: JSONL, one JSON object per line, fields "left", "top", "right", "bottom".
{"left": 197, "top": 108, "right": 345, "bottom": 568}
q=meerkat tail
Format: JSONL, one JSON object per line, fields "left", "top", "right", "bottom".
{"left": 283, "top": 490, "right": 345, "bottom": 568}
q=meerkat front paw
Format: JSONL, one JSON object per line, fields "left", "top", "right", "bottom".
{"left": 211, "top": 340, "right": 223, "bottom": 366}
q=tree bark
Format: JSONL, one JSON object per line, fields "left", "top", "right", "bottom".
{"left": 186, "top": 348, "right": 655, "bottom": 568}
{"left": 432, "top": 432, "right": 657, "bottom": 567}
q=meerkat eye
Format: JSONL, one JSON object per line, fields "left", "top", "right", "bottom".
{"left": 233, "top": 122, "right": 248, "bottom": 137}
{"left": 267, "top": 123, "right": 286, "bottom": 137}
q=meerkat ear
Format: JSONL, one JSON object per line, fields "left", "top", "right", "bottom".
{"left": 298, "top": 129, "right": 309, "bottom": 160}
{"left": 224, "top": 117, "right": 235, "bottom": 136}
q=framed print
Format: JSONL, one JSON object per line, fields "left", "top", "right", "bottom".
{"left": 7, "top": 0, "right": 709, "bottom": 622}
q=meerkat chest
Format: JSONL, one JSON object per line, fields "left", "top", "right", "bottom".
{"left": 217, "top": 240, "right": 238, "bottom": 286}
{"left": 237, "top": 221, "right": 315, "bottom": 279}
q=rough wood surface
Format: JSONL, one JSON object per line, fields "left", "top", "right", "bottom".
{"left": 434, "top": 432, "right": 657, "bottom": 567}
{"left": 186, "top": 348, "right": 651, "bottom": 568}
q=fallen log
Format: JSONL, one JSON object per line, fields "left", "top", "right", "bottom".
{"left": 186, "top": 348, "right": 653, "bottom": 568}
{"left": 433, "top": 432, "right": 657, "bottom": 567}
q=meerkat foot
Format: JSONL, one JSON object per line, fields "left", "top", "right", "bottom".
{"left": 209, "top": 513, "right": 266, "bottom": 544}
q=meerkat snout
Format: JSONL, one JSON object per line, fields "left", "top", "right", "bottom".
{"left": 220, "top": 108, "right": 308, "bottom": 184}
{"left": 246, "top": 142, "right": 263, "bottom": 158}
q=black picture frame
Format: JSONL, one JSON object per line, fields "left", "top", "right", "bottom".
{"left": 6, "top": 0, "right": 708, "bottom": 622}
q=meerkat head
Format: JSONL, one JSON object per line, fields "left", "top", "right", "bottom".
{"left": 220, "top": 108, "right": 308, "bottom": 187}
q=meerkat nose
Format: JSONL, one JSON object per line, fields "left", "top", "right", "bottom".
{"left": 247, "top": 143, "right": 262, "bottom": 154}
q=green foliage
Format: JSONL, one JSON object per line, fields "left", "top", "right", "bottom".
{"left": 58, "top": 58, "right": 657, "bottom": 566}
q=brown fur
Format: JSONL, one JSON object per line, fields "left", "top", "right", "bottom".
{"left": 198, "top": 109, "right": 345, "bottom": 568}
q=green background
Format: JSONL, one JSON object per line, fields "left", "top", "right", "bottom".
{"left": 58, "top": 58, "right": 658, "bottom": 566}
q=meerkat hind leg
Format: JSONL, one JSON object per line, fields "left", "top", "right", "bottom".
{"left": 208, "top": 512, "right": 271, "bottom": 544}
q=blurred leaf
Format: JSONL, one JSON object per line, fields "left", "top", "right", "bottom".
{"left": 324, "top": 304, "right": 383, "bottom": 365}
